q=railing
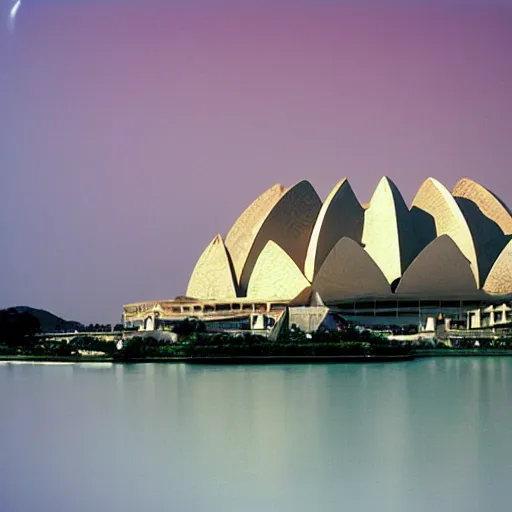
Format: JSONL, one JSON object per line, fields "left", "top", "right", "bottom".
{"left": 448, "top": 329, "right": 496, "bottom": 339}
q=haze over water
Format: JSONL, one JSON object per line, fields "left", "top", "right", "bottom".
{"left": 1, "top": 358, "right": 511, "bottom": 511}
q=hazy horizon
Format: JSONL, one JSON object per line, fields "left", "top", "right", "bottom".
{"left": 2, "top": 1, "right": 512, "bottom": 324}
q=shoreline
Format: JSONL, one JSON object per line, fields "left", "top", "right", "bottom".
{"left": 2, "top": 350, "right": 512, "bottom": 364}
{"left": 413, "top": 349, "right": 512, "bottom": 357}
{"left": 0, "top": 354, "right": 413, "bottom": 364}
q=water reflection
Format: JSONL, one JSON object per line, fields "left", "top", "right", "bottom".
{"left": 1, "top": 359, "right": 511, "bottom": 512}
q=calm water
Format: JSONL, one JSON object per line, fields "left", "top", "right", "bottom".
{"left": 1, "top": 358, "right": 511, "bottom": 512}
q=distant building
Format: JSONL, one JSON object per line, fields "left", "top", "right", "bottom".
{"left": 123, "top": 177, "right": 512, "bottom": 332}
{"left": 466, "top": 303, "right": 512, "bottom": 329}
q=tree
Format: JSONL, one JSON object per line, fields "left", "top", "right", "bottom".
{"left": 172, "top": 319, "right": 205, "bottom": 337}
{"left": 0, "top": 308, "right": 40, "bottom": 346}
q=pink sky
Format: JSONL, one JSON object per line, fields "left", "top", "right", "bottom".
{"left": 1, "top": 2, "right": 512, "bottom": 323}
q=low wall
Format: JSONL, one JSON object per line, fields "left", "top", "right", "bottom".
{"left": 37, "top": 330, "right": 179, "bottom": 344}
{"left": 125, "top": 330, "right": 178, "bottom": 343}
{"left": 36, "top": 332, "right": 121, "bottom": 343}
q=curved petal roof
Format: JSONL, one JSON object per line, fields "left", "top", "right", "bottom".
{"left": 184, "top": 176, "right": 512, "bottom": 305}
{"left": 483, "top": 240, "right": 512, "bottom": 295}
{"left": 224, "top": 183, "right": 285, "bottom": 285}
{"left": 362, "top": 176, "right": 418, "bottom": 284}
{"left": 230, "top": 180, "right": 322, "bottom": 294}
{"left": 453, "top": 178, "right": 512, "bottom": 235}
{"left": 411, "top": 177, "right": 479, "bottom": 287}
{"left": 395, "top": 235, "right": 477, "bottom": 295}
{"left": 289, "top": 286, "right": 313, "bottom": 306}
{"left": 186, "top": 234, "right": 237, "bottom": 299}
{"left": 312, "top": 237, "right": 390, "bottom": 302}
{"left": 304, "top": 178, "right": 364, "bottom": 281}
{"left": 246, "top": 241, "right": 311, "bottom": 300}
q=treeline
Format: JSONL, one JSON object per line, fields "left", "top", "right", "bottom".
{"left": 114, "top": 328, "right": 411, "bottom": 360}
{"left": 0, "top": 335, "right": 118, "bottom": 357}
{"left": 77, "top": 324, "right": 114, "bottom": 333}
{"left": 0, "top": 308, "right": 40, "bottom": 347}
{"left": 2, "top": 312, "right": 512, "bottom": 360}
{"left": 59, "top": 324, "right": 125, "bottom": 333}
{"left": 52, "top": 323, "right": 195, "bottom": 334}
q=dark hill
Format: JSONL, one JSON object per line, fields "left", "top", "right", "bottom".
{"left": 9, "top": 306, "right": 84, "bottom": 333}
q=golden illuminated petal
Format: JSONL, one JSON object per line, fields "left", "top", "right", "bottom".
{"left": 411, "top": 177, "right": 479, "bottom": 286}
{"left": 304, "top": 178, "right": 364, "bottom": 281}
{"left": 224, "top": 183, "right": 285, "bottom": 285}
{"left": 453, "top": 178, "right": 512, "bottom": 235}
{"left": 484, "top": 240, "right": 512, "bottom": 295}
{"left": 452, "top": 179, "right": 511, "bottom": 283}
{"left": 246, "top": 241, "right": 311, "bottom": 300}
{"left": 362, "top": 176, "right": 417, "bottom": 284}
{"left": 186, "top": 235, "right": 237, "bottom": 299}
{"left": 227, "top": 180, "right": 322, "bottom": 293}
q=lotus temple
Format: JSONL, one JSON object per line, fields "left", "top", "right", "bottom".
{"left": 123, "top": 177, "right": 512, "bottom": 334}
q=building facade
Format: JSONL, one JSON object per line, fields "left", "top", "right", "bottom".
{"left": 123, "top": 177, "right": 512, "bottom": 332}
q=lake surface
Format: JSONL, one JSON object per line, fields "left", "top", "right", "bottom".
{"left": 1, "top": 358, "right": 511, "bottom": 512}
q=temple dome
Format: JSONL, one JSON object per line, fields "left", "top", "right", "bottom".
{"left": 186, "top": 177, "right": 512, "bottom": 303}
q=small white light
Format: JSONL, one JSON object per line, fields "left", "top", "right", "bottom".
{"left": 8, "top": 0, "right": 21, "bottom": 32}
{"left": 10, "top": 0, "right": 21, "bottom": 20}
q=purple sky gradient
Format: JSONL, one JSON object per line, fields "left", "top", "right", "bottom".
{"left": 1, "top": 1, "right": 512, "bottom": 323}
